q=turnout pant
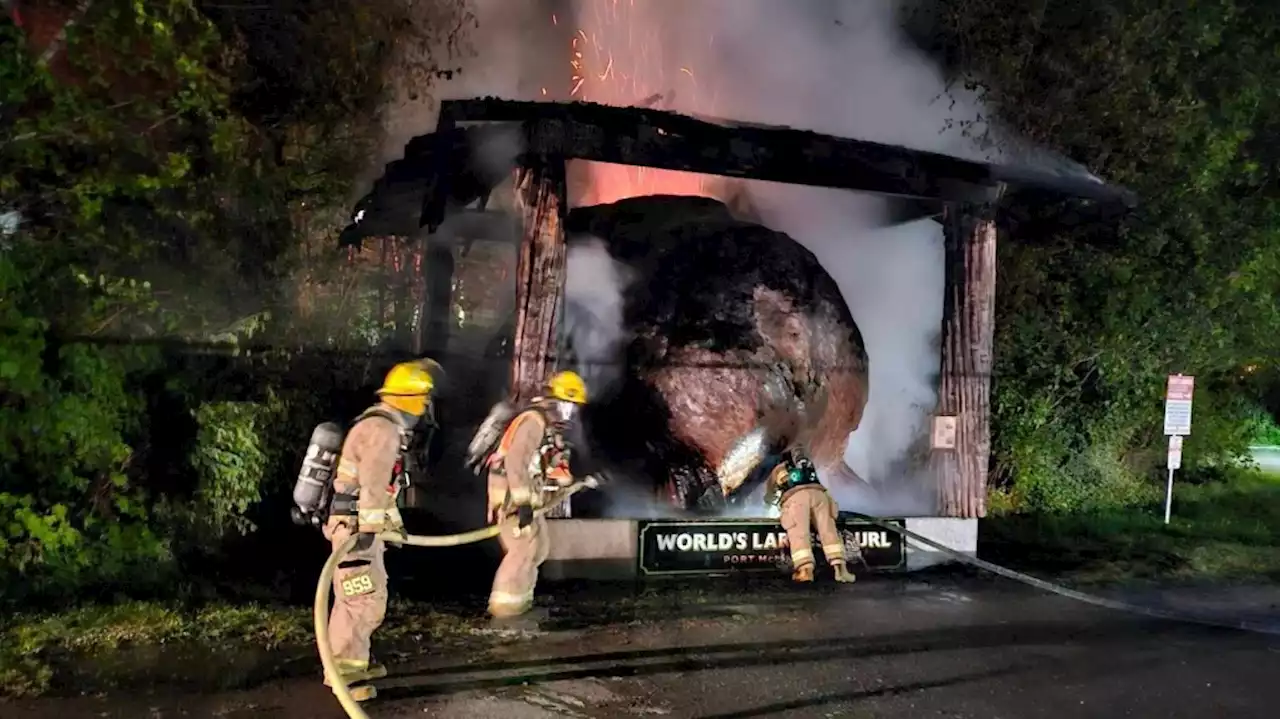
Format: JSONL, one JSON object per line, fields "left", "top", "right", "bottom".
{"left": 489, "top": 513, "right": 550, "bottom": 617}
{"left": 327, "top": 526, "right": 388, "bottom": 668}
{"left": 780, "top": 486, "right": 846, "bottom": 569}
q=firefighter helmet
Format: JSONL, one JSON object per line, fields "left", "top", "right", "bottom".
{"left": 377, "top": 360, "right": 437, "bottom": 416}
{"left": 547, "top": 370, "right": 588, "bottom": 404}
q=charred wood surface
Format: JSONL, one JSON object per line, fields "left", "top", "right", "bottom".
{"left": 934, "top": 201, "right": 1000, "bottom": 519}
{"left": 340, "top": 101, "right": 1136, "bottom": 248}
{"left": 439, "top": 98, "right": 1137, "bottom": 208}
{"left": 566, "top": 196, "right": 869, "bottom": 511}
{"left": 509, "top": 159, "right": 568, "bottom": 404}
{"left": 340, "top": 125, "right": 520, "bottom": 245}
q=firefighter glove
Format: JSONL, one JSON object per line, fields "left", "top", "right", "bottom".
{"left": 386, "top": 507, "right": 406, "bottom": 532}
{"left": 354, "top": 532, "right": 377, "bottom": 552}
{"left": 516, "top": 504, "right": 534, "bottom": 530}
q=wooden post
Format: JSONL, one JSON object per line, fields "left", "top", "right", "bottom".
{"left": 509, "top": 158, "right": 568, "bottom": 403}
{"left": 413, "top": 239, "right": 455, "bottom": 355}
{"left": 392, "top": 242, "right": 413, "bottom": 352}
{"left": 934, "top": 195, "right": 1001, "bottom": 518}
{"left": 510, "top": 157, "right": 570, "bottom": 517}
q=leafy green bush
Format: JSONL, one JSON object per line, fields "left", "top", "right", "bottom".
{"left": 1245, "top": 406, "right": 1280, "bottom": 446}
{"left": 2, "top": 0, "right": 471, "bottom": 601}
{"left": 188, "top": 400, "right": 274, "bottom": 538}
{"left": 0, "top": 255, "right": 173, "bottom": 598}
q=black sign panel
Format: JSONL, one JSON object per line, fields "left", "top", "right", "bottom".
{"left": 637, "top": 515, "right": 906, "bottom": 576}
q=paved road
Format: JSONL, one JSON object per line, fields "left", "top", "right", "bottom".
{"left": 1252, "top": 445, "right": 1280, "bottom": 474}
{"left": 11, "top": 577, "right": 1280, "bottom": 719}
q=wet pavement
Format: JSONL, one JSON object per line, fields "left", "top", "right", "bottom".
{"left": 9, "top": 575, "right": 1280, "bottom": 718}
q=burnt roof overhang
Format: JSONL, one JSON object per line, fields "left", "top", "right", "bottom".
{"left": 340, "top": 97, "right": 1137, "bottom": 246}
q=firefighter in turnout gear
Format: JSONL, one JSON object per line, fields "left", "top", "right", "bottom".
{"left": 484, "top": 371, "right": 588, "bottom": 619}
{"left": 765, "top": 449, "right": 858, "bottom": 584}
{"left": 322, "top": 359, "right": 438, "bottom": 702}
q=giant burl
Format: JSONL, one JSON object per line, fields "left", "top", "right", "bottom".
{"left": 490, "top": 194, "right": 871, "bottom": 514}
{"left": 338, "top": 127, "right": 870, "bottom": 514}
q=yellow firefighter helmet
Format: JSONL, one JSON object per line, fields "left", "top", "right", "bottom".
{"left": 377, "top": 360, "right": 438, "bottom": 416}
{"left": 547, "top": 370, "right": 588, "bottom": 405}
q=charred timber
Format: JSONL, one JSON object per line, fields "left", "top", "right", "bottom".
{"left": 933, "top": 201, "right": 1000, "bottom": 519}
{"left": 509, "top": 158, "right": 568, "bottom": 404}
{"left": 339, "top": 124, "right": 520, "bottom": 246}
{"left": 563, "top": 196, "right": 869, "bottom": 511}
{"left": 510, "top": 157, "right": 571, "bottom": 517}
{"left": 339, "top": 102, "right": 1136, "bottom": 248}
{"left": 434, "top": 98, "right": 1138, "bottom": 210}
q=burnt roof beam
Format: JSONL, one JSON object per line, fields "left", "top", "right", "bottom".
{"left": 435, "top": 98, "right": 1137, "bottom": 209}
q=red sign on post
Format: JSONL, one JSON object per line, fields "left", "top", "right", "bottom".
{"left": 1166, "top": 375, "right": 1195, "bottom": 402}
{"left": 1163, "top": 374, "right": 1194, "bottom": 437}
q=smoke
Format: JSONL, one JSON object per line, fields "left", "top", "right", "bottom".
{"left": 368, "top": 0, "right": 558, "bottom": 194}
{"left": 373, "top": 0, "right": 1078, "bottom": 516}
{"left": 564, "top": 235, "right": 634, "bottom": 397}
{"left": 554, "top": 0, "right": 993, "bottom": 515}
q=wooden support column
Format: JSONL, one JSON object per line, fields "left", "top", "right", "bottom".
{"left": 392, "top": 241, "right": 414, "bottom": 353}
{"left": 413, "top": 240, "right": 455, "bottom": 355}
{"left": 510, "top": 157, "right": 570, "bottom": 517}
{"left": 934, "top": 196, "right": 1001, "bottom": 519}
{"left": 510, "top": 158, "right": 568, "bottom": 400}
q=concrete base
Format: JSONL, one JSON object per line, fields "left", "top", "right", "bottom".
{"left": 542, "top": 518, "right": 640, "bottom": 581}
{"left": 540, "top": 516, "right": 979, "bottom": 580}
{"left": 903, "top": 517, "right": 978, "bottom": 571}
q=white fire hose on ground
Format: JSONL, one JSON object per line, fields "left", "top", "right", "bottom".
{"left": 316, "top": 488, "right": 1279, "bottom": 719}
{"left": 314, "top": 482, "right": 592, "bottom": 719}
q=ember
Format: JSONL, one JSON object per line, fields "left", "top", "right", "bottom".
{"left": 563, "top": 0, "right": 719, "bottom": 206}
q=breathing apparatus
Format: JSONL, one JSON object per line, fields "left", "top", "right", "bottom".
{"left": 546, "top": 369, "right": 587, "bottom": 422}
{"left": 784, "top": 452, "right": 820, "bottom": 489}
{"left": 291, "top": 421, "right": 346, "bottom": 528}
{"left": 290, "top": 359, "right": 440, "bottom": 528}
{"left": 473, "top": 370, "right": 589, "bottom": 477}
{"left": 763, "top": 450, "right": 821, "bottom": 507}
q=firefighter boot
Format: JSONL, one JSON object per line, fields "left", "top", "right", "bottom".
{"left": 324, "top": 677, "right": 378, "bottom": 702}
{"left": 489, "top": 607, "right": 548, "bottom": 634}
{"left": 346, "top": 684, "right": 378, "bottom": 702}
{"left": 832, "top": 560, "right": 857, "bottom": 584}
{"left": 324, "top": 658, "right": 387, "bottom": 700}
{"left": 792, "top": 563, "right": 815, "bottom": 583}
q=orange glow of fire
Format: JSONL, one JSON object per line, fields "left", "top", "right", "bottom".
{"left": 563, "top": 1, "right": 721, "bottom": 207}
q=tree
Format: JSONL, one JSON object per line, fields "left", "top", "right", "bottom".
{"left": 0, "top": 0, "right": 472, "bottom": 598}
{"left": 922, "top": 0, "right": 1280, "bottom": 510}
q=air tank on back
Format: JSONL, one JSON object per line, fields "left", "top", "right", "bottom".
{"left": 291, "top": 422, "right": 346, "bottom": 527}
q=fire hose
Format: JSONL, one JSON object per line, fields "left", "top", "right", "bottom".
{"left": 847, "top": 512, "right": 1280, "bottom": 637}
{"left": 314, "top": 482, "right": 591, "bottom": 719}
{"left": 316, "top": 492, "right": 1278, "bottom": 719}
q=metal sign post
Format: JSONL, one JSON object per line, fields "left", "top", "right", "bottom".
{"left": 1163, "top": 374, "right": 1194, "bottom": 524}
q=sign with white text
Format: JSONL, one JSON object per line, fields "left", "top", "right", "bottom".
{"left": 637, "top": 516, "right": 906, "bottom": 576}
{"left": 1164, "top": 374, "right": 1195, "bottom": 436}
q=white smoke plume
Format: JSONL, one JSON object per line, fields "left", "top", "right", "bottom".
{"left": 373, "top": 0, "right": 1078, "bottom": 516}
{"left": 558, "top": 0, "right": 990, "bottom": 515}
{"left": 564, "top": 235, "right": 634, "bottom": 397}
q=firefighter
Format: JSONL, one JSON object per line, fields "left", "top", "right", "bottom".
{"left": 765, "top": 448, "right": 858, "bottom": 584}
{"left": 485, "top": 370, "right": 588, "bottom": 619}
{"left": 323, "top": 359, "right": 438, "bottom": 702}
